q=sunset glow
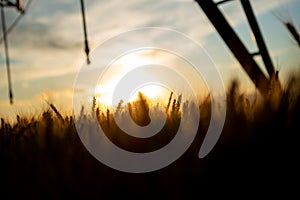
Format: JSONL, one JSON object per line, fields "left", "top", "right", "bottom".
{"left": 95, "top": 53, "right": 171, "bottom": 106}
{"left": 0, "top": 0, "right": 299, "bottom": 119}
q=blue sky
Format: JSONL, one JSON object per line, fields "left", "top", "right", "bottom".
{"left": 1, "top": 0, "right": 300, "bottom": 119}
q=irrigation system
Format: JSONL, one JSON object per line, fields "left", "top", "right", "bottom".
{"left": 0, "top": 0, "right": 277, "bottom": 104}
{"left": 0, "top": 0, "right": 31, "bottom": 105}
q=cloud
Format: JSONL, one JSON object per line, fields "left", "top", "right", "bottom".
{"left": 3, "top": 0, "right": 290, "bottom": 84}
{"left": 1, "top": 0, "right": 299, "bottom": 118}
{"left": 0, "top": 88, "right": 73, "bottom": 120}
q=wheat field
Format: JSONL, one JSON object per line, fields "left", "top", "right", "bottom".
{"left": 0, "top": 74, "right": 299, "bottom": 198}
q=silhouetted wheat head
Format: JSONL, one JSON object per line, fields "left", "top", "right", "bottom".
{"left": 274, "top": 9, "right": 300, "bottom": 47}
{"left": 1, "top": 72, "right": 300, "bottom": 198}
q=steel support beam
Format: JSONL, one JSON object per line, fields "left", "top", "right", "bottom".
{"left": 241, "top": 0, "right": 274, "bottom": 77}
{"left": 195, "top": 0, "right": 270, "bottom": 97}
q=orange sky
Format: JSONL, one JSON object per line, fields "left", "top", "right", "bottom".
{"left": 1, "top": 0, "right": 300, "bottom": 120}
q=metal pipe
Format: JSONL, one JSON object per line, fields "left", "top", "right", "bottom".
{"left": 195, "top": 0, "right": 270, "bottom": 97}
{"left": 80, "top": 0, "right": 90, "bottom": 64}
{"left": 1, "top": 2, "right": 13, "bottom": 104}
{"left": 241, "top": 0, "right": 274, "bottom": 77}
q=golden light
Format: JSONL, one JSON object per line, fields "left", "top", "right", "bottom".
{"left": 95, "top": 52, "right": 170, "bottom": 106}
{"left": 129, "top": 84, "right": 171, "bottom": 103}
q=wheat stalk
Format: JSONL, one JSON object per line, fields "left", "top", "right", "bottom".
{"left": 50, "top": 103, "right": 64, "bottom": 122}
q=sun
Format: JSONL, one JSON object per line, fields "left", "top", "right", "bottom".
{"left": 94, "top": 53, "right": 170, "bottom": 106}
{"left": 129, "top": 84, "right": 171, "bottom": 103}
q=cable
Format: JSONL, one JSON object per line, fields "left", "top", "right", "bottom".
{"left": 0, "top": 0, "right": 32, "bottom": 44}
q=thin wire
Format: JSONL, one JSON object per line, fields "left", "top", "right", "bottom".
{"left": 0, "top": 0, "right": 33, "bottom": 44}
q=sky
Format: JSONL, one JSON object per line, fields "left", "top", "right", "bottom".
{"left": 0, "top": 0, "right": 300, "bottom": 120}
